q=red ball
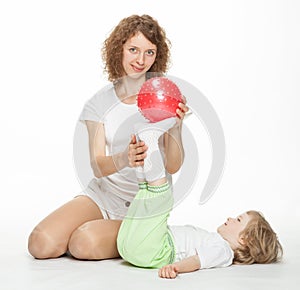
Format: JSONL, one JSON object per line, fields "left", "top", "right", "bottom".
{"left": 137, "top": 77, "right": 183, "bottom": 122}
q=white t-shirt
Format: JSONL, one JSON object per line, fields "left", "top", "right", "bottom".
{"left": 168, "top": 225, "right": 234, "bottom": 269}
{"left": 79, "top": 84, "right": 171, "bottom": 218}
{"left": 80, "top": 84, "right": 143, "bottom": 194}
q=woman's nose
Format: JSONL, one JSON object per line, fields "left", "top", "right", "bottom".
{"left": 136, "top": 53, "right": 145, "bottom": 65}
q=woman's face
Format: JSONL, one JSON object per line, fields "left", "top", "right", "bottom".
{"left": 122, "top": 31, "right": 157, "bottom": 77}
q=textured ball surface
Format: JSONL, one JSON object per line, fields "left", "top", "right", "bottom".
{"left": 137, "top": 77, "right": 183, "bottom": 122}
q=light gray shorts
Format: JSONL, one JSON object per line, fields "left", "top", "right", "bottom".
{"left": 82, "top": 179, "right": 133, "bottom": 220}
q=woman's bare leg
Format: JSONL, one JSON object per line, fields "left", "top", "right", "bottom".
{"left": 28, "top": 195, "right": 103, "bottom": 259}
{"left": 68, "top": 219, "right": 122, "bottom": 260}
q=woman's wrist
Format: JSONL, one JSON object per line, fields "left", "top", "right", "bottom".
{"left": 169, "top": 120, "right": 182, "bottom": 136}
{"left": 114, "top": 149, "right": 129, "bottom": 171}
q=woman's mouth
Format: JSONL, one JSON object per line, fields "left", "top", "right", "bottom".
{"left": 132, "top": 65, "right": 144, "bottom": 73}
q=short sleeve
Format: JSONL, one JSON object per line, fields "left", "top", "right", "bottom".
{"left": 79, "top": 84, "right": 114, "bottom": 123}
{"left": 197, "top": 244, "right": 233, "bottom": 269}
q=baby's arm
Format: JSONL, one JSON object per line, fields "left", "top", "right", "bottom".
{"left": 158, "top": 255, "right": 200, "bottom": 279}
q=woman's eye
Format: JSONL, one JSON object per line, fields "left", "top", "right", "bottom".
{"left": 146, "top": 50, "right": 155, "bottom": 56}
{"left": 237, "top": 218, "right": 241, "bottom": 222}
{"left": 129, "top": 47, "right": 137, "bottom": 53}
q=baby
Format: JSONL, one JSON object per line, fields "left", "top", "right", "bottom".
{"left": 117, "top": 118, "right": 283, "bottom": 279}
{"left": 159, "top": 210, "right": 282, "bottom": 278}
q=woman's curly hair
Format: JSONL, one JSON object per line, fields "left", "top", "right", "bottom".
{"left": 102, "top": 14, "right": 171, "bottom": 82}
{"left": 234, "top": 210, "right": 283, "bottom": 265}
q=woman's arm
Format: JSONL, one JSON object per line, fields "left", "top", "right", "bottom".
{"left": 163, "top": 122, "right": 184, "bottom": 174}
{"left": 163, "top": 101, "right": 189, "bottom": 174}
{"left": 86, "top": 120, "right": 147, "bottom": 178}
{"left": 158, "top": 255, "right": 200, "bottom": 279}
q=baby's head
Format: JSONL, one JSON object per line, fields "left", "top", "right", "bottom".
{"left": 217, "top": 210, "right": 283, "bottom": 265}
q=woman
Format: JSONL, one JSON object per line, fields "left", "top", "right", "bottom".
{"left": 28, "top": 14, "right": 188, "bottom": 260}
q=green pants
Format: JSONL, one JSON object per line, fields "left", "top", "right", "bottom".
{"left": 117, "top": 183, "right": 175, "bottom": 268}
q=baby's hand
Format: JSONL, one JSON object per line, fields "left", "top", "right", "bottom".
{"left": 158, "top": 264, "right": 179, "bottom": 279}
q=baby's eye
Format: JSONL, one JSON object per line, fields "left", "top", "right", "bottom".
{"left": 237, "top": 218, "right": 241, "bottom": 222}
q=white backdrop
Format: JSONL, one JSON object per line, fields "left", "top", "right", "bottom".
{"left": 0, "top": 0, "right": 299, "bottom": 248}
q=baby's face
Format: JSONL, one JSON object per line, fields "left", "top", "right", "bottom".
{"left": 217, "top": 212, "right": 252, "bottom": 249}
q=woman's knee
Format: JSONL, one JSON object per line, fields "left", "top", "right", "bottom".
{"left": 28, "top": 227, "right": 67, "bottom": 259}
{"left": 68, "top": 223, "right": 99, "bottom": 259}
{"left": 68, "top": 221, "right": 120, "bottom": 260}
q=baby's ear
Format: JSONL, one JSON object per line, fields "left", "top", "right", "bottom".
{"left": 238, "top": 236, "right": 246, "bottom": 246}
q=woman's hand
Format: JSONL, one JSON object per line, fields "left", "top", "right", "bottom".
{"left": 127, "top": 134, "right": 148, "bottom": 167}
{"left": 176, "top": 96, "right": 189, "bottom": 124}
{"left": 158, "top": 264, "right": 179, "bottom": 279}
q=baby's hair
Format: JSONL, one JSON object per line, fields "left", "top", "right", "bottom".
{"left": 102, "top": 14, "right": 171, "bottom": 81}
{"left": 234, "top": 210, "right": 283, "bottom": 265}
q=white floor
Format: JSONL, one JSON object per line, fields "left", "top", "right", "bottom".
{"left": 1, "top": 229, "right": 299, "bottom": 290}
